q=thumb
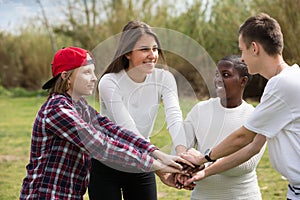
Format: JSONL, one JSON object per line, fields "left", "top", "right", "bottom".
{"left": 184, "top": 177, "right": 196, "bottom": 186}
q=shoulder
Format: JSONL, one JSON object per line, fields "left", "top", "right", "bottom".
{"left": 242, "top": 100, "right": 255, "bottom": 110}
{"left": 49, "top": 93, "right": 71, "bottom": 106}
{"left": 152, "top": 68, "right": 174, "bottom": 78}
{"left": 266, "top": 65, "right": 299, "bottom": 96}
{"left": 150, "top": 68, "right": 176, "bottom": 85}
{"left": 189, "top": 98, "right": 216, "bottom": 114}
{"left": 194, "top": 98, "right": 218, "bottom": 107}
{"left": 100, "top": 71, "right": 122, "bottom": 82}
{"left": 39, "top": 93, "right": 72, "bottom": 114}
{"left": 99, "top": 71, "right": 123, "bottom": 87}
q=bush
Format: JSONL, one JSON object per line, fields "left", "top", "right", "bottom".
{"left": 0, "top": 85, "right": 11, "bottom": 96}
{"left": 9, "top": 87, "right": 47, "bottom": 98}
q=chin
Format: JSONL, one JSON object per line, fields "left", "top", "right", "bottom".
{"left": 215, "top": 89, "right": 225, "bottom": 97}
{"left": 83, "top": 91, "right": 93, "bottom": 97}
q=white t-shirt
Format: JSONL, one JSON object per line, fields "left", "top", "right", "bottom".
{"left": 245, "top": 64, "right": 300, "bottom": 194}
{"left": 98, "top": 68, "right": 184, "bottom": 146}
{"left": 184, "top": 98, "right": 264, "bottom": 200}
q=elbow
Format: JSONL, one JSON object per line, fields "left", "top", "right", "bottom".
{"left": 235, "top": 128, "right": 257, "bottom": 150}
{"left": 252, "top": 135, "right": 267, "bottom": 155}
{"left": 245, "top": 135, "right": 267, "bottom": 157}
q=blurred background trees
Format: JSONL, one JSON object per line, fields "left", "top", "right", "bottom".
{"left": 0, "top": 0, "right": 299, "bottom": 100}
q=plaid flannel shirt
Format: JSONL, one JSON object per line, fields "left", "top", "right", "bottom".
{"left": 20, "top": 93, "right": 158, "bottom": 200}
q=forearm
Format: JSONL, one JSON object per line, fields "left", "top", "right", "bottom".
{"left": 202, "top": 126, "right": 257, "bottom": 164}
{"left": 96, "top": 115, "right": 157, "bottom": 153}
{"left": 204, "top": 134, "right": 266, "bottom": 177}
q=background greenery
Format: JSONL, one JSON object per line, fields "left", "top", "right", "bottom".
{"left": 0, "top": 90, "right": 287, "bottom": 200}
{"left": 1, "top": 0, "right": 300, "bottom": 99}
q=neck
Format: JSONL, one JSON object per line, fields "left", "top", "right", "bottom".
{"left": 220, "top": 97, "right": 242, "bottom": 108}
{"left": 126, "top": 69, "right": 147, "bottom": 83}
{"left": 261, "top": 56, "right": 286, "bottom": 79}
{"left": 67, "top": 91, "right": 80, "bottom": 102}
{"left": 273, "top": 61, "right": 286, "bottom": 77}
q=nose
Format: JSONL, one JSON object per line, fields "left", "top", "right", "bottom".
{"left": 91, "top": 72, "right": 97, "bottom": 82}
{"left": 148, "top": 49, "right": 157, "bottom": 58}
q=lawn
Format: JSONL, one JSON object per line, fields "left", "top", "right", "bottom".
{"left": 0, "top": 96, "right": 288, "bottom": 199}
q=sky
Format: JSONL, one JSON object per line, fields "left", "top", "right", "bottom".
{"left": 0, "top": 0, "right": 202, "bottom": 33}
{"left": 0, "top": 0, "right": 64, "bottom": 33}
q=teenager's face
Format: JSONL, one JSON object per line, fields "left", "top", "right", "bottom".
{"left": 239, "top": 35, "right": 256, "bottom": 74}
{"left": 214, "top": 60, "right": 244, "bottom": 100}
{"left": 68, "top": 64, "right": 97, "bottom": 100}
{"left": 126, "top": 34, "right": 159, "bottom": 74}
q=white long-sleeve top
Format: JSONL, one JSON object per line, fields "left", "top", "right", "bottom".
{"left": 98, "top": 68, "right": 184, "bottom": 147}
{"left": 183, "top": 98, "right": 265, "bottom": 200}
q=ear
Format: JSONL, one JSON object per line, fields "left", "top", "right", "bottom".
{"left": 241, "top": 76, "right": 249, "bottom": 87}
{"left": 60, "top": 71, "right": 68, "bottom": 80}
{"left": 125, "top": 52, "right": 131, "bottom": 60}
{"left": 251, "top": 41, "right": 260, "bottom": 56}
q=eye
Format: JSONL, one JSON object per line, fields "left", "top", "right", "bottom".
{"left": 139, "top": 47, "right": 150, "bottom": 51}
{"left": 139, "top": 47, "right": 158, "bottom": 52}
{"left": 84, "top": 70, "right": 91, "bottom": 74}
{"left": 222, "top": 73, "right": 230, "bottom": 78}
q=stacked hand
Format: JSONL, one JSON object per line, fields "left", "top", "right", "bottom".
{"left": 174, "top": 162, "right": 205, "bottom": 189}
{"left": 152, "top": 149, "right": 206, "bottom": 190}
{"left": 151, "top": 150, "right": 194, "bottom": 173}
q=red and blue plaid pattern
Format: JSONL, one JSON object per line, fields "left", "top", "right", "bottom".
{"left": 20, "top": 93, "right": 157, "bottom": 200}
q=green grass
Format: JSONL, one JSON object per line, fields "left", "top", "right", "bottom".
{"left": 0, "top": 96, "right": 288, "bottom": 199}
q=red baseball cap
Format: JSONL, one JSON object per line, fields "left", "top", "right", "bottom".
{"left": 42, "top": 46, "right": 94, "bottom": 89}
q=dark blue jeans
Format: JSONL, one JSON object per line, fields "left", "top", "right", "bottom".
{"left": 88, "top": 158, "right": 157, "bottom": 200}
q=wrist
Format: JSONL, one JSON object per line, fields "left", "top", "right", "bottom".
{"left": 197, "top": 154, "right": 207, "bottom": 165}
{"left": 151, "top": 150, "right": 160, "bottom": 159}
{"left": 204, "top": 148, "right": 217, "bottom": 163}
{"left": 152, "top": 159, "right": 163, "bottom": 171}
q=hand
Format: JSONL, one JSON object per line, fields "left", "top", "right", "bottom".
{"left": 152, "top": 150, "right": 194, "bottom": 171}
{"left": 175, "top": 173, "right": 195, "bottom": 190}
{"left": 152, "top": 159, "right": 182, "bottom": 174}
{"left": 156, "top": 172, "right": 178, "bottom": 188}
{"left": 180, "top": 148, "right": 204, "bottom": 166}
{"left": 184, "top": 169, "right": 206, "bottom": 187}
{"left": 174, "top": 164, "right": 205, "bottom": 190}
{"left": 186, "top": 164, "right": 205, "bottom": 175}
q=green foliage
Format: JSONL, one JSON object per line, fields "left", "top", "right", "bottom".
{"left": 9, "top": 87, "right": 47, "bottom": 97}
{"left": 0, "top": 28, "right": 53, "bottom": 90}
{"left": 0, "top": 85, "right": 11, "bottom": 96}
{"left": 0, "top": 0, "right": 299, "bottom": 97}
{"left": 0, "top": 86, "right": 47, "bottom": 98}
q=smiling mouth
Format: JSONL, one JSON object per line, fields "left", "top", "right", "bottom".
{"left": 215, "top": 83, "right": 224, "bottom": 89}
{"left": 143, "top": 62, "right": 155, "bottom": 67}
